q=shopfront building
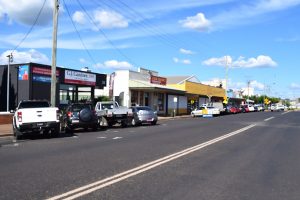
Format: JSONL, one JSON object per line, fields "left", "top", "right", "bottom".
{"left": 0, "top": 63, "right": 106, "bottom": 111}
{"left": 110, "top": 68, "right": 186, "bottom": 116}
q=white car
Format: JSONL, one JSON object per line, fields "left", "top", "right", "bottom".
{"left": 247, "top": 104, "right": 255, "bottom": 112}
{"left": 271, "top": 104, "right": 284, "bottom": 111}
{"left": 191, "top": 106, "right": 220, "bottom": 117}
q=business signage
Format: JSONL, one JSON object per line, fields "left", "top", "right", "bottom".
{"left": 65, "top": 70, "right": 96, "bottom": 86}
{"left": 150, "top": 75, "right": 167, "bottom": 85}
{"left": 32, "top": 67, "right": 59, "bottom": 76}
{"left": 18, "top": 65, "right": 29, "bottom": 80}
{"left": 32, "top": 75, "right": 52, "bottom": 83}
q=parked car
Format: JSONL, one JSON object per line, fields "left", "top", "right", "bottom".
{"left": 225, "top": 105, "right": 238, "bottom": 114}
{"left": 62, "top": 103, "right": 98, "bottom": 132}
{"left": 12, "top": 100, "right": 60, "bottom": 139}
{"left": 131, "top": 106, "right": 158, "bottom": 126}
{"left": 240, "top": 105, "right": 250, "bottom": 113}
{"left": 191, "top": 106, "right": 220, "bottom": 117}
{"left": 271, "top": 104, "right": 285, "bottom": 112}
{"left": 254, "top": 104, "right": 264, "bottom": 112}
{"left": 95, "top": 101, "right": 133, "bottom": 128}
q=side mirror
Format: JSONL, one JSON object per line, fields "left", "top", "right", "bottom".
{"left": 10, "top": 110, "right": 15, "bottom": 114}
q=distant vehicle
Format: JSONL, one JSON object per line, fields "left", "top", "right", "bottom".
{"left": 240, "top": 105, "right": 250, "bottom": 113}
{"left": 62, "top": 103, "right": 98, "bottom": 132}
{"left": 191, "top": 106, "right": 220, "bottom": 117}
{"left": 95, "top": 101, "right": 133, "bottom": 128}
{"left": 225, "top": 105, "right": 238, "bottom": 114}
{"left": 131, "top": 106, "right": 158, "bottom": 126}
{"left": 271, "top": 104, "right": 284, "bottom": 112}
{"left": 247, "top": 104, "right": 255, "bottom": 112}
{"left": 254, "top": 104, "right": 264, "bottom": 112}
{"left": 206, "top": 102, "right": 226, "bottom": 114}
{"left": 12, "top": 100, "right": 60, "bottom": 139}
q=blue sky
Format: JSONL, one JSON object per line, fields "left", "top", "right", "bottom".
{"left": 0, "top": 0, "right": 300, "bottom": 99}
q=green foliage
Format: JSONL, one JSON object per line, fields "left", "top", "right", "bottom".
{"left": 243, "top": 95, "right": 280, "bottom": 104}
{"left": 94, "top": 96, "right": 111, "bottom": 102}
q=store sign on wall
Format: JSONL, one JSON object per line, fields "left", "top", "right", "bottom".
{"left": 65, "top": 70, "right": 96, "bottom": 86}
{"left": 18, "top": 65, "right": 29, "bottom": 80}
{"left": 150, "top": 75, "right": 167, "bottom": 85}
{"left": 32, "top": 67, "right": 59, "bottom": 76}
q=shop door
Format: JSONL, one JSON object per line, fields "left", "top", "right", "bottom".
{"left": 144, "top": 92, "right": 149, "bottom": 106}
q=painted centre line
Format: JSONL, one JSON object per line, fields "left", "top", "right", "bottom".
{"left": 264, "top": 117, "right": 275, "bottom": 121}
{"left": 281, "top": 111, "right": 291, "bottom": 115}
{"left": 112, "top": 137, "right": 122, "bottom": 140}
{"left": 47, "top": 124, "right": 256, "bottom": 200}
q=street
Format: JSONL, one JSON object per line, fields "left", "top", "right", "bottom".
{"left": 1, "top": 111, "right": 300, "bottom": 200}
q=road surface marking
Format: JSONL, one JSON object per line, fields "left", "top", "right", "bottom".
{"left": 112, "top": 137, "right": 122, "bottom": 140}
{"left": 281, "top": 111, "right": 291, "bottom": 115}
{"left": 47, "top": 124, "right": 256, "bottom": 200}
{"left": 97, "top": 137, "right": 107, "bottom": 139}
{"left": 264, "top": 117, "right": 275, "bottom": 121}
{"left": 113, "top": 131, "right": 119, "bottom": 133}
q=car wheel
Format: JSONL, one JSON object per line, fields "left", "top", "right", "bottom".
{"left": 91, "top": 124, "right": 98, "bottom": 131}
{"left": 131, "top": 118, "right": 138, "bottom": 126}
{"left": 51, "top": 126, "right": 60, "bottom": 138}
{"left": 151, "top": 121, "right": 157, "bottom": 125}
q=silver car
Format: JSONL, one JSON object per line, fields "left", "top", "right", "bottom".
{"left": 131, "top": 106, "right": 158, "bottom": 126}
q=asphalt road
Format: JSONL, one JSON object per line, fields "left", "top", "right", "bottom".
{"left": 0, "top": 111, "right": 299, "bottom": 200}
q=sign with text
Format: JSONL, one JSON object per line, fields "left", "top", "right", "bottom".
{"left": 32, "top": 67, "right": 59, "bottom": 76}
{"left": 150, "top": 75, "right": 167, "bottom": 85}
{"left": 65, "top": 70, "right": 96, "bottom": 86}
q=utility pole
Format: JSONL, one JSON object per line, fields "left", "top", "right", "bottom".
{"left": 6, "top": 53, "right": 13, "bottom": 112}
{"left": 51, "top": 0, "right": 59, "bottom": 107}
{"left": 247, "top": 80, "right": 251, "bottom": 101}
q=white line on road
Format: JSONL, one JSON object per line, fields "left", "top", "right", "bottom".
{"left": 97, "top": 137, "right": 107, "bottom": 139}
{"left": 281, "top": 111, "right": 291, "bottom": 115}
{"left": 47, "top": 124, "right": 256, "bottom": 200}
{"left": 112, "top": 137, "right": 122, "bottom": 140}
{"left": 264, "top": 117, "right": 275, "bottom": 122}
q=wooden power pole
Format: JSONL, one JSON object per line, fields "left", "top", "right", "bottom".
{"left": 51, "top": 0, "right": 59, "bottom": 107}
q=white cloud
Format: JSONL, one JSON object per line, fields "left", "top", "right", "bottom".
{"left": 202, "top": 55, "right": 277, "bottom": 68}
{"left": 182, "top": 59, "right": 191, "bottom": 64}
{"left": 290, "top": 83, "right": 300, "bottom": 90}
{"left": 0, "top": 0, "right": 53, "bottom": 25}
{"left": 93, "top": 9, "right": 128, "bottom": 29}
{"left": 79, "top": 58, "right": 86, "bottom": 63}
{"left": 202, "top": 56, "right": 231, "bottom": 67}
{"left": 179, "top": 13, "right": 211, "bottom": 32}
{"left": 72, "top": 11, "right": 86, "bottom": 25}
{"left": 0, "top": 49, "right": 50, "bottom": 64}
{"left": 95, "top": 60, "right": 133, "bottom": 70}
{"left": 250, "top": 80, "right": 265, "bottom": 90}
{"left": 173, "top": 57, "right": 191, "bottom": 65}
{"left": 179, "top": 48, "right": 195, "bottom": 55}
{"left": 232, "top": 55, "right": 277, "bottom": 68}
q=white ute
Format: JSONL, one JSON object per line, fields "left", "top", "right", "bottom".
{"left": 12, "top": 100, "right": 60, "bottom": 139}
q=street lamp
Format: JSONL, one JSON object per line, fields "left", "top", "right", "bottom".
{"left": 6, "top": 53, "right": 13, "bottom": 112}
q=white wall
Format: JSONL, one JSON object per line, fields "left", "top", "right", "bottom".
{"left": 113, "top": 70, "right": 130, "bottom": 106}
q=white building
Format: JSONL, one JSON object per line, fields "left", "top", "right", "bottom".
{"left": 111, "top": 68, "right": 186, "bottom": 115}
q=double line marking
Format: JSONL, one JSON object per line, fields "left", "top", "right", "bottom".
{"left": 47, "top": 124, "right": 256, "bottom": 200}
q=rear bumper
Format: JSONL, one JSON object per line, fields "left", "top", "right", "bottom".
{"left": 18, "top": 121, "right": 60, "bottom": 132}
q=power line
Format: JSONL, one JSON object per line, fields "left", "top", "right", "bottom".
{"left": 11, "top": 0, "right": 47, "bottom": 53}
{"left": 91, "top": 0, "right": 182, "bottom": 50}
{"left": 75, "top": 0, "right": 140, "bottom": 68}
{"left": 62, "top": 0, "right": 97, "bottom": 65}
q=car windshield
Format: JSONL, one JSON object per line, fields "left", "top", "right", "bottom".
{"left": 101, "top": 103, "right": 114, "bottom": 110}
{"left": 19, "top": 101, "right": 50, "bottom": 109}
{"left": 72, "top": 104, "right": 92, "bottom": 112}
{"left": 135, "top": 107, "right": 152, "bottom": 111}
{"left": 207, "top": 106, "right": 214, "bottom": 109}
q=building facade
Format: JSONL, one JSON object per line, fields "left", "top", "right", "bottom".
{"left": 0, "top": 62, "right": 106, "bottom": 111}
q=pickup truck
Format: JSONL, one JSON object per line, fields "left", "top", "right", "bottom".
{"left": 12, "top": 100, "right": 60, "bottom": 139}
{"left": 95, "top": 101, "right": 133, "bottom": 128}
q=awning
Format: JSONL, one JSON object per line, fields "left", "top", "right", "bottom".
{"left": 129, "top": 80, "right": 186, "bottom": 94}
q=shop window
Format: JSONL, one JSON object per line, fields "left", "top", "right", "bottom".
{"left": 131, "top": 90, "right": 138, "bottom": 106}
{"left": 158, "top": 93, "right": 164, "bottom": 111}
